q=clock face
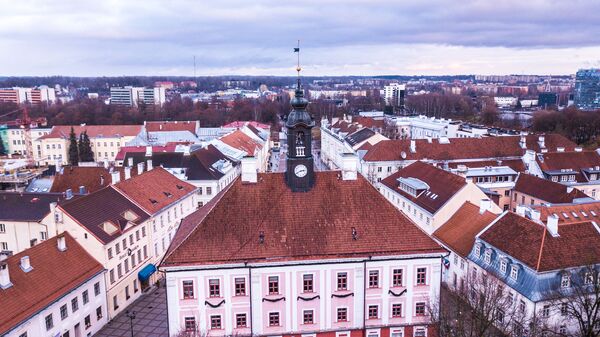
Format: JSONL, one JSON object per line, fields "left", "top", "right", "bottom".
{"left": 294, "top": 164, "right": 308, "bottom": 178}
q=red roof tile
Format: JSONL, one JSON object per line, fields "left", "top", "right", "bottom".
{"left": 0, "top": 233, "right": 103, "bottom": 334}
{"left": 145, "top": 121, "right": 197, "bottom": 134}
{"left": 353, "top": 116, "right": 385, "bottom": 130}
{"left": 514, "top": 173, "right": 589, "bottom": 204}
{"left": 38, "top": 125, "right": 142, "bottom": 140}
{"left": 380, "top": 161, "right": 467, "bottom": 214}
{"left": 536, "top": 201, "right": 600, "bottom": 224}
{"left": 162, "top": 171, "right": 445, "bottom": 267}
{"left": 220, "top": 130, "right": 263, "bottom": 155}
{"left": 537, "top": 150, "right": 600, "bottom": 182}
{"left": 479, "top": 212, "right": 600, "bottom": 271}
{"left": 114, "top": 167, "right": 196, "bottom": 215}
{"left": 115, "top": 145, "right": 178, "bottom": 160}
{"left": 433, "top": 202, "right": 497, "bottom": 257}
{"left": 50, "top": 166, "right": 140, "bottom": 194}
{"left": 363, "top": 134, "right": 575, "bottom": 162}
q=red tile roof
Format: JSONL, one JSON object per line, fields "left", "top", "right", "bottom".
{"left": 514, "top": 173, "right": 589, "bottom": 204}
{"left": 537, "top": 150, "right": 600, "bottom": 182}
{"left": 219, "top": 130, "right": 263, "bottom": 155}
{"left": 38, "top": 125, "right": 142, "bottom": 140}
{"left": 114, "top": 167, "right": 196, "bottom": 215}
{"left": 50, "top": 166, "right": 140, "bottom": 194}
{"left": 145, "top": 121, "right": 197, "bottom": 134}
{"left": 380, "top": 161, "right": 467, "bottom": 214}
{"left": 223, "top": 121, "right": 270, "bottom": 130}
{"left": 479, "top": 212, "right": 600, "bottom": 272}
{"left": 0, "top": 233, "right": 103, "bottom": 334}
{"left": 536, "top": 201, "right": 600, "bottom": 225}
{"left": 115, "top": 145, "right": 178, "bottom": 160}
{"left": 433, "top": 202, "right": 497, "bottom": 257}
{"left": 363, "top": 134, "right": 575, "bottom": 162}
{"left": 162, "top": 171, "right": 445, "bottom": 267}
{"left": 353, "top": 116, "right": 385, "bottom": 130}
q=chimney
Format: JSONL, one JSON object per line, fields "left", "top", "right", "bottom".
{"left": 0, "top": 261, "right": 12, "bottom": 289}
{"left": 547, "top": 215, "right": 559, "bottom": 237}
{"left": 137, "top": 162, "right": 145, "bottom": 175}
{"left": 103, "top": 159, "right": 109, "bottom": 169}
{"left": 57, "top": 234, "right": 67, "bottom": 251}
{"left": 241, "top": 156, "right": 258, "bottom": 183}
{"left": 78, "top": 185, "right": 86, "bottom": 195}
{"left": 65, "top": 189, "right": 73, "bottom": 200}
{"left": 147, "top": 159, "right": 153, "bottom": 171}
{"left": 183, "top": 146, "right": 191, "bottom": 156}
{"left": 530, "top": 209, "right": 541, "bottom": 221}
{"left": 127, "top": 157, "right": 133, "bottom": 167}
{"left": 145, "top": 146, "right": 152, "bottom": 157}
{"left": 410, "top": 140, "right": 416, "bottom": 153}
{"left": 557, "top": 147, "right": 565, "bottom": 152}
{"left": 538, "top": 136, "right": 545, "bottom": 149}
{"left": 20, "top": 256, "right": 33, "bottom": 273}
{"left": 110, "top": 171, "right": 120, "bottom": 185}
{"left": 100, "top": 175, "right": 105, "bottom": 186}
{"left": 124, "top": 166, "right": 132, "bottom": 180}
{"left": 341, "top": 153, "right": 358, "bottom": 181}
{"left": 519, "top": 132, "right": 527, "bottom": 149}
{"left": 575, "top": 147, "right": 583, "bottom": 152}
{"left": 479, "top": 199, "right": 491, "bottom": 214}
{"left": 55, "top": 158, "right": 62, "bottom": 174}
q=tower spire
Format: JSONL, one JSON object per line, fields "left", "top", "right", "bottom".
{"left": 294, "top": 39, "right": 301, "bottom": 90}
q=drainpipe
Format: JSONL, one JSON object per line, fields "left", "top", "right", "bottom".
{"left": 248, "top": 262, "right": 253, "bottom": 337}
{"left": 362, "top": 257, "right": 370, "bottom": 337}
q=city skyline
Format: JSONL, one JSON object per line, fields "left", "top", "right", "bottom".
{"left": 2, "top": 0, "right": 600, "bottom": 77}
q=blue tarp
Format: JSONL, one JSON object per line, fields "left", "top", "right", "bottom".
{"left": 138, "top": 264, "right": 157, "bottom": 281}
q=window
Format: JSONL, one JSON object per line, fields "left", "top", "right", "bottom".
{"left": 496, "top": 309, "right": 504, "bottom": 323}
{"left": 108, "top": 248, "right": 113, "bottom": 259}
{"left": 368, "top": 270, "right": 379, "bottom": 288}
{"left": 414, "top": 327, "right": 427, "bottom": 337}
{"left": 115, "top": 242, "right": 120, "bottom": 254}
{"left": 135, "top": 230, "right": 140, "bottom": 241}
{"left": 337, "top": 307, "right": 348, "bottom": 322}
{"left": 542, "top": 305, "right": 550, "bottom": 317}
{"left": 134, "top": 280, "right": 138, "bottom": 293}
{"left": 504, "top": 190, "right": 510, "bottom": 197}
{"left": 561, "top": 303, "right": 568, "bottom": 316}
{"left": 268, "top": 276, "right": 279, "bottom": 294}
{"left": 392, "top": 303, "right": 402, "bottom": 317}
{"left": 124, "top": 260, "right": 129, "bottom": 273}
{"left": 415, "top": 302, "right": 426, "bottom": 316}
{"left": 235, "top": 278, "right": 246, "bottom": 296}
{"left": 183, "top": 280, "right": 194, "bottom": 299}
{"left": 416, "top": 268, "right": 427, "bottom": 285}
{"left": 85, "top": 315, "right": 91, "bottom": 328}
{"left": 94, "top": 282, "right": 101, "bottom": 296}
{"left": 303, "top": 310, "right": 314, "bottom": 324}
{"left": 236, "top": 313, "right": 247, "bottom": 328}
{"left": 45, "top": 314, "right": 53, "bottom": 330}
{"left": 210, "top": 315, "right": 221, "bottom": 329}
{"left": 584, "top": 272, "right": 594, "bottom": 285}
{"left": 392, "top": 269, "right": 403, "bottom": 287}
{"left": 19, "top": 332, "right": 27, "bottom": 337}
{"left": 561, "top": 274, "right": 570, "bottom": 288}
{"left": 500, "top": 260, "right": 507, "bottom": 274}
{"left": 207, "top": 187, "right": 212, "bottom": 195}
{"left": 209, "top": 279, "right": 220, "bottom": 297}
{"left": 510, "top": 265, "right": 518, "bottom": 280}
{"left": 302, "top": 274, "right": 314, "bottom": 292}
{"left": 368, "top": 305, "right": 378, "bottom": 319}
{"left": 559, "top": 325, "right": 567, "bottom": 334}
{"left": 117, "top": 264, "right": 122, "bottom": 278}
{"left": 113, "top": 295, "right": 118, "bottom": 310}
{"left": 484, "top": 250, "right": 492, "bottom": 264}
{"left": 519, "top": 300, "right": 526, "bottom": 314}
{"left": 60, "top": 304, "right": 68, "bottom": 320}
{"left": 337, "top": 272, "right": 348, "bottom": 290}
{"left": 391, "top": 329, "right": 403, "bottom": 337}
{"left": 142, "top": 227, "right": 146, "bottom": 237}
{"left": 0, "top": 242, "right": 8, "bottom": 250}
{"left": 122, "top": 238, "right": 127, "bottom": 249}
{"left": 185, "top": 317, "right": 196, "bottom": 331}
{"left": 129, "top": 234, "right": 134, "bottom": 246}
{"left": 0, "top": 224, "right": 5, "bottom": 233}
{"left": 474, "top": 244, "right": 481, "bottom": 257}
{"left": 125, "top": 286, "right": 130, "bottom": 300}
{"left": 72, "top": 297, "right": 79, "bottom": 312}
{"left": 143, "top": 245, "right": 147, "bottom": 259}
{"left": 269, "top": 312, "right": 280, "bottom": 326}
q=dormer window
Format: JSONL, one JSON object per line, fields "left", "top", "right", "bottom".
{"left": 500, "top": 259, "right": 508, "bottom": 274}
{"left": 163, "top": 192, "right": 173, "bottom": 198}
{"left": 561, "top": 274, "right": 571, "bottom": 288}
{"left": 474, "top": 243, "right": 482, "bottom": 257}
{"left": 510, "top": 265, "right": 519, "bottom": 280}
{"left": 397, "top": 177, "right": 429, "bottom": 197}
{"left": 484, "top": 249, "right": 492, "bottom": 264}
{"left": 100, "top": 221, "right": 119, "bottom": 235}
{"left": 121, "top": 210, "right": 139, "bottom": 222}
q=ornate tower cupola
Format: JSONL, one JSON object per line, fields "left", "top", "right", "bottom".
{"left": 285, "top": 42, "right": 315, "bottom": 192}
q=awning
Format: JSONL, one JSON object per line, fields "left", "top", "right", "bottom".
{"left": 138, "top": 264, "right": 157, "bottom": 282}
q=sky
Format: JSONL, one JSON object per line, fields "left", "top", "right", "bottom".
{"left": 1, "top": 0, "right": 600, "bottom": 76}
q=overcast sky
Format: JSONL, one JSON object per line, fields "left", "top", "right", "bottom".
{"left": 1, "top": 0, "right": 600, "bottom": 76}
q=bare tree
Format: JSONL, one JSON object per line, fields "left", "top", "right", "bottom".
{"left": 548, "top": 265, "right": 600, "bottom": 337}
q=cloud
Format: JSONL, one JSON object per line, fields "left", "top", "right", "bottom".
{"left": 0, "top": 0, "right": 599, "bottom": 75}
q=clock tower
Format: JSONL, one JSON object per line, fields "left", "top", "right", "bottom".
{"left": 285, "top": 44, "right": 315, "bottom": 192}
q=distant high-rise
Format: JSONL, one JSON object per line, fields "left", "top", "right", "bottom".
{"left": 110, "top": 86, "right": 166, "bottom": 106}
{"left": 538, "top": 92, "right": 558, "bottom": 109}
{"left": 574, "top": 69, "right": 600, "bottom": 110}
{"left": 383, "top": 83, "right": 405, "bottom": 111}
{"left": 0, "top": 86, "right": 56, "bottom": 105}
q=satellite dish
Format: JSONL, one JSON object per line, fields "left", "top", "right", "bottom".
{"left": 401, "top": 151, "right": 407, "bottom": 159}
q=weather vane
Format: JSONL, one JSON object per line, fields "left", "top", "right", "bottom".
{"left": 294, "top": 40, "right": 301, "bottom": 89}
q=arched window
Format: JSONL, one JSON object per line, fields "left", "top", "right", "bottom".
{"left": 296, "top": 131, "right": 304, "bottom": 145}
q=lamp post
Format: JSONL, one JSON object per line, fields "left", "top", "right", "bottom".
{"left": 126, "top": 310, "right": 136, "bottom": 337}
